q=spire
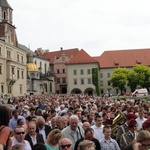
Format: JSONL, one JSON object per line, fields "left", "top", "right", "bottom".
{"left": 0, "top": 0, "right": 12, "bottom": 9}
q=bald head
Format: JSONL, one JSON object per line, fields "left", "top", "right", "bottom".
{"left": 36, "top": 116, "right": 45, "bottom": 129}
{"left": 59, "top": 138, "right": 72, "bottom": 150}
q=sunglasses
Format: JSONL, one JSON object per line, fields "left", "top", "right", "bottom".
{"left": 15, "top": 132, "right": 25, "bottom": 135}
{"left": 60, "top": 144, "right": 71, "bottom": 149}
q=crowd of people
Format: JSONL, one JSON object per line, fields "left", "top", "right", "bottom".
{"left": 0, "top": 94, "right": 150, "bottom": 150}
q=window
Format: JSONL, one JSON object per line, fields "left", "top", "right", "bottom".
{"left": 100, "top": 73, "right": 103, "bottom": 78}
{"left": 0, "top": 65, "right": 2, "bottom": 74}
{"left": 20, "top": 86, "right": 22, "bottom": 94}
{"left": 7, "top": 50, "right": 11, "bottom": 58}
{"left": 21, "top": 70, "right": 24, "bottom": 79}
{"left": 57, "top": 69, "right": 60, "bottom": 74}
{"left": 87, "top": 69, "right": 91, "bottom": 74}
{"left": 100, "top": 81, "right": 103, "bottom": 86}
{"left": 3, "top": 11, "right": 6, "bottom": 19}
{"left": 87, "top": 78, "right": 91, "bottom": 84}
{"left": 17, "top": 70, "right": 20, "bottom": 78}
{"left": 17, "top": 54, "right": 19, "bottom": 62}
{"left": 1, "top": 85, "right": 4, "bottom": 93}
{"left": 74, "top": 79, "right": 77, "bottom": 85}
{"left": 21, "top": 56, "right": 23, "bottom": 63}
{"left": 0, "top": 47, "right": 1, "bottom": 55}
{"left": 35, "top": 60, "right": 37, "bottom": 64}
{"left": 81, "top": 79, "right": 84, "bottom": 84}
{"left": 56, "top": 78, "right": 60, "bottom": 83}
{"left": 8, "top": 86, "right": 11, "bottom": 93}
{"left": 50, "top": 82, "right": 52, "bottom": 92}
{"left": 62, "top": 69, "right": 65, "bottom": 73}
{"left": 80, "top": 69, "right": 84, "bottom": 75}
{"left": 107, "top": 73, "right": 111, "bottom": 78}
{"left": 108, "top": 81, "right": 111, "bottom": 86}
{"left": 12, "top": 67, "right": 15, "bottom": 74}
{"left": 62, "top": 77, "right": 66, "bottom": 83}
{"left": 73, "top": 70, "right": 77, "bottom": 75}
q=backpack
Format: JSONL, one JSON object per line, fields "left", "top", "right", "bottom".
{"left": 0, "top": 126, "right": 10, "bottom": 150}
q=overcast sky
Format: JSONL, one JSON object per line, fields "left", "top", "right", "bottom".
{"left": 9, "top": 0, "right": 150, "bottom": 56}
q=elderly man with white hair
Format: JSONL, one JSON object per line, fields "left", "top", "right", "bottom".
{"left": 61, "top": 115, "right": 84, "bottom": 150}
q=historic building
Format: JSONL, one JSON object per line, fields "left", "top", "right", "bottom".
{"left": 66, "top": 49, "right": 100, "bottom": 95}
{"left": 0, "top": 0, "right": 27, "bottom": 98}
{"left": 35, "top": 47, "right": 79, "bottom": 94}
{"left": 97, "top": 49, "right": 150, "bottom": 95}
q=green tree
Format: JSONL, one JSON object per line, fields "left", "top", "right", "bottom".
{"left": 127, "top": 71, "right": 138, "bottom": 92}
{"left": 133, "top": 64, "right": 150, "bottom": 90}
{"left": 110, "top": 68, "right": 129, "bottom": 95}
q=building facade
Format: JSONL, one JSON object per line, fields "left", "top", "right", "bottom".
{"left": 0, "top": 0, "right": 27, "bottom": 98}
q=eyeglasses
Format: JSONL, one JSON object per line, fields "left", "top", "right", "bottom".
{"left": 60, "top": 144, "right": 71, "bottom": 149}
{"left": 15, "top": 132, "right": 25, "bottom": 135}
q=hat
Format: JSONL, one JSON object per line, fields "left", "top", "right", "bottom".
{"left": 142, "top": 119, "right": 150, "bottom": 129}
{"left": 126, "top": 113, "right": 137, "bottom": 120}
{"left": 128, "top": 119, "right": 137, "bottom": 128}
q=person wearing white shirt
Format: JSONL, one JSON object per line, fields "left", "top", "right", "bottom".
{"left": 91, "top": 115, "right": 104, "bottom": 141}
{"left": 12, "top": 126, "right": 32, "bottom": 150}
{"left": 136, "top": 108, "right": 147, "bottom": 131}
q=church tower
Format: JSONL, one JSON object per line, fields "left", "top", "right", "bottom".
{"left": 0, "top": 0, "right": 18, "bottom": 46}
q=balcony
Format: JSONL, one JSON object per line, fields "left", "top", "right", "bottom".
{"left": 7, "top": 74, "right": 16, "bottom": 86}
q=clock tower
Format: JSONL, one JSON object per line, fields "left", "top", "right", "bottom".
{"left": 0, "top": 0, "right": 18, "bottom": 46}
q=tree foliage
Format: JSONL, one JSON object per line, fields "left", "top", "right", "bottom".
{"left": 110, "top": 64, "right": 150, "bottom": 93}
{"left": 110, "top": 68, "right": 129, "bottom": 94}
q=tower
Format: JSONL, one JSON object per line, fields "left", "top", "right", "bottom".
{"left": 0, "top": 0, "right": 18, "bottom": 46}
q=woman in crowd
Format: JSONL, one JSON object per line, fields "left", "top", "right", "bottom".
{"left": 0, "top": 105, "right": 12, "bottom": 150}
{"left": 45, "top": 129, "right": 62, "bottom": 150}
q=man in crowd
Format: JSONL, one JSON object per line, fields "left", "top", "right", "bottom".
{"left": 59, "top": 138, "right": 72, "bottom": 150}
{"left": 61, "top": 115, "right": 84, "bottom": 150}
{"left": 12, "top": 126, "right": 31, "bottom": 150}
{"left": 120, "top": 119, "right": 137, "bottom": 150}
{"left": 74, "top": 127, "right": 101, "bottom": 150}
{"left": 91, "top": 115, "right": 104, "bottom": 141}
{"left": 25, "top": 122, "right": 44, "bottom": 148}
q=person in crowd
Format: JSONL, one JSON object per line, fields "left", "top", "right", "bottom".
{"left": 100, "top": 125, "right": 120, "bottom": 150}
{"left": 116, "top": 113, "right": 137, "bottom": 144}
{"left": 74, "top": 109, "right": 83, "bottom": 127}
{"left": 61, "top": 116, "right": 69, "bottom": 127}
{"left": 45, "top": 129, "right": 62, "bottom": 150}
{"left": 29, "top": 107, "right": 36, "bottom": 117}
{"left": 77, "top": 140, "right": 95, "bottom": 150}
{"left": 12, "top": 126, "right": 31, "bottom": 150}
{"left": 11, "top": 144, "right": 23, "bottom": 150}
{"left": 82, "top": 122, "right": 90, "bottom": 131}
{"left": 136, "top": 108, "right": 147, "bottom": 131}
{"left": 59, "top": 138, "right": 72, "bottom": 150}
{"left": 50, "top": 117, "right": 57, "bottom": 129}
{"left": 120, "top": 119, "right": 138, "bottom": 150}
{"left": 74, "top": 127, "right": 101, "bottom": 150}
{"left": 36, "top": 116, "right": 51, "bottom": 142}
{"left": 43, "top": 113, "right": 51, "bottom": 126}
{"left": 133, "top": 130, "right": 150, "bottom": 150}
{"left": 56, "top": 116, "right": 65, "bottom": 131}
{"left": 142, "top": 118, "right": 150, "bottom": 132}
{"left": 61, "top": 115, "right": 84, "bottom": 150}
{"left": 9, "top": 109, "right": 26, "bottom": 131}
{"left": 0, "top": 105, "right": 12, "bottom": 150}
{"left": 91, "top": 114, "right": 104, "bottom": 141}
{"left": 32, "top": 143, "right": 47, "bottom": 150}
{"left": 25, "top": 122, "right": 44, "bottom": 149}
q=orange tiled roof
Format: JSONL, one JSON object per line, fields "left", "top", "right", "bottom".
{"left": 98, "top": 48, "right": 150, "bottom": 68}
{"left": 37, "top": 48, "right": 79, "bottom": 63}
{"left": 67, "top": 49, "right": 98, "bottom": 64}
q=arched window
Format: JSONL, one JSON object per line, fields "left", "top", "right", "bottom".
{"left": 3, "top": 11, "right": 6, "bottom": 19}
